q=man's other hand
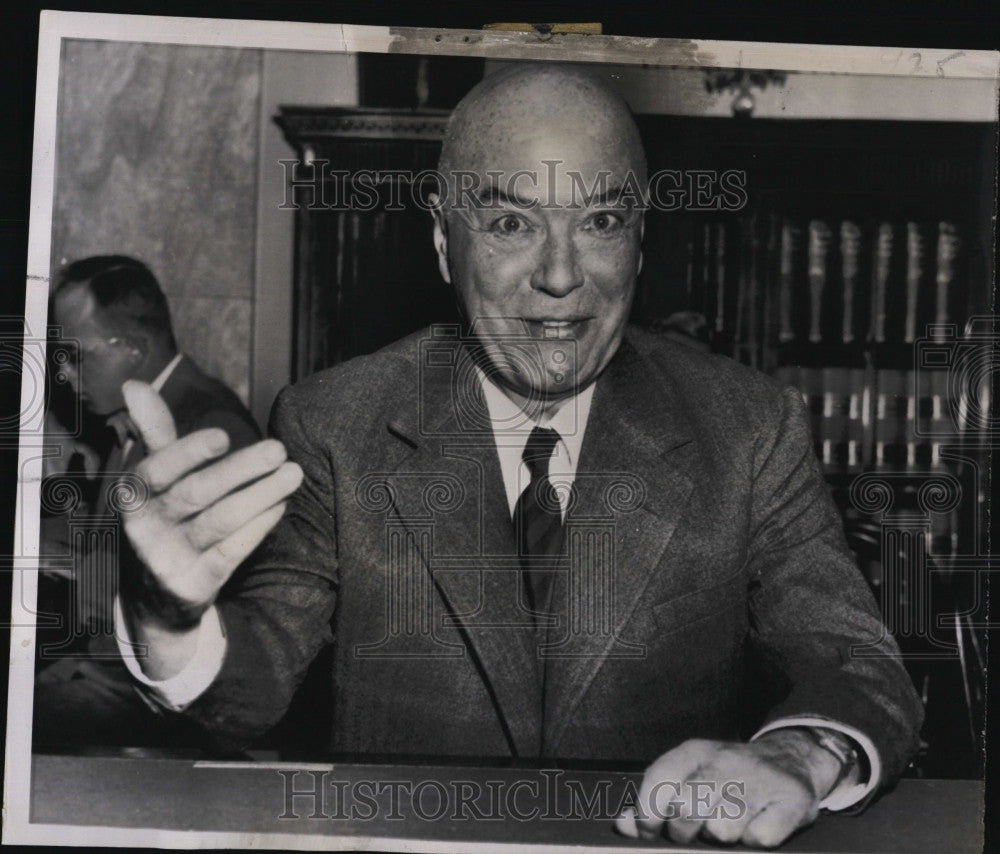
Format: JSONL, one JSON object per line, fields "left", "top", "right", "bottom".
{"left": 615, "top": 732, "right": 845, "bottom": 848}
{"left": 118, "top": 380, "right": 303, "bottom": 678}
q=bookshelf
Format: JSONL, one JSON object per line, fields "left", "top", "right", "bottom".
{"left": 639, "top": 117, "right": 993, "bottom": 778}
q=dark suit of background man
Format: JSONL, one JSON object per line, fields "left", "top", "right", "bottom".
{"left": 33, "top": 255, "right": 260, "bottom": 746}
{"left": 110, "top": 66, "right": 922, "bottom": 849}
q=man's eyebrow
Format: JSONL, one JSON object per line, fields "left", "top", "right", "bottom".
{"left": 475, "top": 185, "right": 534, "bottom": 207}
{"left": 473, "top": 184, "right": 635, "bottom": 207}
{"left": 582, "top": 186, "right": 627, "bottom": 206}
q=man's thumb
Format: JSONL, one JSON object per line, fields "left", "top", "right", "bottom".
{"left": 122, "top": 380, "right": 177, "bottom": 452}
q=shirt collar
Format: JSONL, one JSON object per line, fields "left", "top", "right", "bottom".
{"left": 151, "top": 352, "right": 183, "bottom": 393}
{"left": 474, "top": 365, "right": 595, "bottom": 469}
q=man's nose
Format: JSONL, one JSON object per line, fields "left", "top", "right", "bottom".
{"left": 530, "top": 228, "right": 584, "bottom": 296}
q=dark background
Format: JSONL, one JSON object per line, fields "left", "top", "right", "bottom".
{"left": 1, "top": 0, "right": 998, "bottom": 850}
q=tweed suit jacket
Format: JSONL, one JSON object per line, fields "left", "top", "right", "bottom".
{"left": 184, "top": 326, "right": 923, "bottom": 787}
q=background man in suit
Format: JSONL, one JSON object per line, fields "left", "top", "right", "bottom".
{"left": 34, "top": 255, "right": 260, "bottom": 745}
{"left": 109, "top": 67, "right": 921, "bottom": 847}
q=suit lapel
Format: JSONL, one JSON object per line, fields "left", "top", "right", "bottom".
{"left": 379, "top": 340, "right": 544, "bottom": 757}
{"left": 542, "top": 337, "right": 697, "bottom": 753}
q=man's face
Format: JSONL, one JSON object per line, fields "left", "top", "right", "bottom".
{"left": 51, "top": 283, "right": 140, "bottom": 415}
{"left": 435, "top": 97, "right": 645, "bottom": 403}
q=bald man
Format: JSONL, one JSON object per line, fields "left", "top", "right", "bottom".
{"left": 111, "top": 65, "right": 922, "bottom": 848}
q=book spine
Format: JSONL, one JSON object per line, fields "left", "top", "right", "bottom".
{"left": 847, "top": 366, "right": 866, "bottom": 472}
{"left": 779, "top": 219, "right": 801, "bottom": 343}
{"left": 870, "top": 222, "right": 893, "bottom": 343}
{"left": 808, "top": 220, "right": 832, "bottom": 343}
{"left": 874, "top": 368, "right": 910, "bottom": 469}
{"left": 840, "top": 221, "right": 861, "bottom": 344}
{"left": 904, "top": 366, "right": 918, "bottom": 471}
{"left": 762, "top": 212, "right": 781, "bottom": 374}
{"left": 935, "top": 222, "right": 961, "bottom": 334}
{"left": 819, "top": 367, "right": 850, "bottom": 474}
{"left": 905, "top": 222, "right": 926, "bottom": 343}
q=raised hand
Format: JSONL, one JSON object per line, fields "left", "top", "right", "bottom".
{"left": 118, "top": 380, "right": 303, "bottom": 678}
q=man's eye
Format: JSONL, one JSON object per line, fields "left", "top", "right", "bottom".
{"left": 489, "top": 214, "right": 532, "bottom": 235}
{"left": 585, "top": 211, "right": 625, "bottom": 234}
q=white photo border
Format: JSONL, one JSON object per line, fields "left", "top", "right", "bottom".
{"left": 5, "top": 9, "right": 998, "bottom": 848}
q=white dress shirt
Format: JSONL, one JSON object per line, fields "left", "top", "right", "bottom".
{"left": 477, "top": 367, "right": 596, "bottom": 520}
{"left": 117, "top": 365, "right": 880, "bottom": 808}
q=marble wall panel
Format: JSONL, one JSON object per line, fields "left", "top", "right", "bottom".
{"left": 51, "top": 40, "right": 262, "bottom": 405}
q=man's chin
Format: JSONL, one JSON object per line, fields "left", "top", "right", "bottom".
{"left": 491, "top": 371, "right": 585, "bottom": 409}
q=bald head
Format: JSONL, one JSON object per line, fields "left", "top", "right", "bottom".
{"left": 438, "top": 64, "right": 647, "bottom": 201}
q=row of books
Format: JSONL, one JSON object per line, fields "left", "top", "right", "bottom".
{"left": 773, "top": 363, "right": 990, "bottom": 476}
{"left": 683, "top": 216, "right": 971, "bottom": 365}
{"left": 779, "top": 218, "right": 964, "bottom": 347}
{"left": 669, "top": 212, "right": 989, "bottom": 567}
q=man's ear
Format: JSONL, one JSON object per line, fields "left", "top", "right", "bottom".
{"left": 428, "top": 193, "right": 452, "bottom": 285}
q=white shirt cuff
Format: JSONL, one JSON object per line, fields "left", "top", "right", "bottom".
{"left": 752, "top": 716, "right": 881, "bottom": 811}
{"left": 114, "top": 596, "right": 227, "bottom": 711}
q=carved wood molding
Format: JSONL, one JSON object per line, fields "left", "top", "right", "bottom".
{"left": 276, "top": 107, "right": 451, "bottom": 152}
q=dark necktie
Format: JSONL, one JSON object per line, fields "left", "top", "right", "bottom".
{"left": 96, "top": 410, "right": 138, "bottom": 515}
{"left": 513, "top": 426, "right": 565, "bottom": 617}
{"left": 105, "top": 409, "right": 138, "bottom": 450}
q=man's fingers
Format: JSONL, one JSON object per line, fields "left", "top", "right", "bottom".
{"left": 741, "top": 798, "right": 816, "bottom": 849}
{"left": 197, "top": 502, "right": 288, "bottom": 590}
{"left": 699, "top": 783, "right": 755, "bottom": 844}
{"left": 613, "top": 807, "right": 639, "bottom": 838}
{"left": 136, "top": 438, "right": 286, "bottom": 521}
{"left": 134, "top": 428, "right": 235, "bottom": 493}
{"left": 123, "top": 380, "right": 177, "bottom": 452}
{"left": 631, "top": 739, "right": 713, "bottom": 838}
{"left": 613, "top": 740, "right": 715, "bottom": 840}
{"left": 162, "top": 441, "right": 292, "bottom": 520}
{"left": 665, "top": 817, "right": 703, "bottom": 844}
{"left": 185, "top": 462, "right": 303, "bottom": 550}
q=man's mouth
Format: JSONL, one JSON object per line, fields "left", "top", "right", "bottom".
{"left": 523, "top": 319, "right": 589, "bottom": 340}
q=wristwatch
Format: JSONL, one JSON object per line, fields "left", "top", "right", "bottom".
{"left": 804, "top": 727, "right": 860, "bottom": 790}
